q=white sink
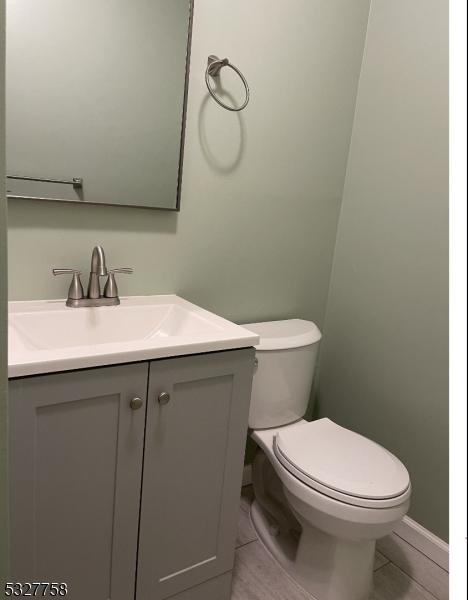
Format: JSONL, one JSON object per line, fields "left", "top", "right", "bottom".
{"left": 8, "top": 295, "right": 259, "bottom": 377}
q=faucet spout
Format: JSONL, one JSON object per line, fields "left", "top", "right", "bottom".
{"left": 90, "top": 245, "right": 108, "bottom": 277}
{"left": 88, "top": 245, "right": 108, "bottom": 298}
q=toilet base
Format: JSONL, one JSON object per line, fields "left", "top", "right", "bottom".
{"left": 250, "top": 499, "right": 375, "bottom": 600}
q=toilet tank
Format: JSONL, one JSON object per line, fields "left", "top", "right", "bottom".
{"left": 243, "top": 319, "right": 322, "bottom": 430}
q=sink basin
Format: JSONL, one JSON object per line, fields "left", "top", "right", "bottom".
{"left": 8, "top": 295, "right": 259, "bottom": 377}
{"left": 12, "top": 302, "right": 228, "bottom": 350}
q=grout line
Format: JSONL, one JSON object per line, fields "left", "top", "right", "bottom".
{"left": 235, "top": 538, "right": 258, "bottom": 551}
{"left": 373, "top": 560, "right": 390, "bottom": 573}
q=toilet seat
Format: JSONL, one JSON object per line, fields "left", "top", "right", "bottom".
{"left": 273, "top": 418, "right": 411, "bottom": 509}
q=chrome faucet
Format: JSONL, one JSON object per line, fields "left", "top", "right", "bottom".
{"left": 53, "top": 245, "right": 133, "bottom": 307}
{"left": 88, "top": 245, "right": 108, "bottom": 299}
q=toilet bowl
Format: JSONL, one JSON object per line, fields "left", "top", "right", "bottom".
{"left": 244, "top": 320, "right": 411, "bottom": 600}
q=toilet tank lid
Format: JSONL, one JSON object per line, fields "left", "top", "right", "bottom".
{"left": 242, "top": 319, "right": 321, "bottom": 351}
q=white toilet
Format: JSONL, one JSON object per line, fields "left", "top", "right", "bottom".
{"left": 244, "top": 319, "right": 411, "bottom": 600}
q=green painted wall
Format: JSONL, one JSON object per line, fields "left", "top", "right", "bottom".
{"left": 3, "top": 0, "right": 449, "bottom": 550}
{"left": 317, "top": 0, "right": 448, "bottom": 540}
{"left": 7, "top": 0, "right": 371, "bottom": 331}
{"left": 1, "top": 0, "right": 9, "bottom": 584}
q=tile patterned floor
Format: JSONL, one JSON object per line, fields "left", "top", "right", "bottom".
{"left": 232, "top": 487, "right": 448, "bottom": 600}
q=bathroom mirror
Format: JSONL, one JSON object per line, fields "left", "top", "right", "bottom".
{"left": 5, "top": 0, "right": 193, "bottom": 210}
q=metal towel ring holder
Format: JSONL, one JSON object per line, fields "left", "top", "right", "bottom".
{"left": 205, "top": 55, "right": 250, "bottom": 112}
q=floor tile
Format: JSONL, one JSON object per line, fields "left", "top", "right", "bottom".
{"left": 232, "top": 541, "right": 311, "bottom": 600}
{"left": 236, "top": 486, "right": 257, "bottom": 548}
{"left": 377, "top": 534, "right": 448, "bottom": 600}
{"left": 372, "top": 563, "right": 438, "bottom": 600}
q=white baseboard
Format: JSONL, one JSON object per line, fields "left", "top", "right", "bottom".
{"left": 243, "top": 465, "right": 449, "bottom": 571}
{"left": 394, "top": 516, "right": 449, "bottom": 571}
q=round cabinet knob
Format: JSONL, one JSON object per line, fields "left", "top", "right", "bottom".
{"left": 158, "top": 392, "right": 171, "bottom": 405}
{"left": 130, "top": 397, "right": 143, "bottom": 410}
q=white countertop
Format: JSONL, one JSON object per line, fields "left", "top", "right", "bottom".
{"left": 8, "top": 295, "right": 259, "bottom": 378}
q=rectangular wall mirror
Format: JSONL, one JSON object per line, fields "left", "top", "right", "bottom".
{"left": 5, "top": 0, "right": 193, "bottom": 210}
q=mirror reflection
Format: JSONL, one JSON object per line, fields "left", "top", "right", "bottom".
{"left": 6, "top": 0, "right": 193, "bottom": 209}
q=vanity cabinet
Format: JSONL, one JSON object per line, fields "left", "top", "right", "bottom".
{"left": 137, "top": 351, "right": 252, "bottom": 600}
{"left": 9, "top": 363, "right": 147, "bottom": 600}
{"left": 9, "top": 349, "right": 254, "bottom": 600}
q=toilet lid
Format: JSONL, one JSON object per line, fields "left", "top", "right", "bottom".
{"left": 274, "top": 419, "right": 410, "bottom": 504}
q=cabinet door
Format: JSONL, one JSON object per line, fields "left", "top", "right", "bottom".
{"left": 9, "top": 363, "right": 148, "bottom": 600}
{"left": 137, "top": 349, "right": 254, "bottom": 600}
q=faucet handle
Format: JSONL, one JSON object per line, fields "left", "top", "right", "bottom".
{"left": 104, "top": 268, "right": 133, "bottom": 299}
{"left": 109, "top": 268, "right": 133, "bottom": 275}
{"left": 53, "top": 268, "right": 82, "bottom": 276}
{"left": 52, "top": 269, "right": 84, "bottom": 300}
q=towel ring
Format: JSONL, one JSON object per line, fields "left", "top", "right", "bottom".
{"left": 205, "top": 55, "right": 250, "bottom": 112}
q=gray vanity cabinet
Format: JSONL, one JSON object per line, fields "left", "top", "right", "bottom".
{"left": 9, "top": 349, "right": 254, "bottom": 600}
{"left": 137, "top": 350, "right": 254, "bottom": 600}
{"left": 9, "top": 363, "right": 148, "bottom": 600}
